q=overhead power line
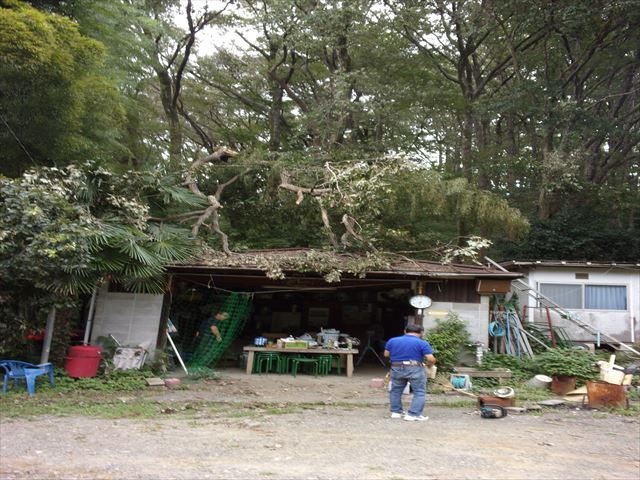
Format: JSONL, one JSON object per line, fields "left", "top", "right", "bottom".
{"left": 0, "top": 112, "right": 37, "bottom": 166}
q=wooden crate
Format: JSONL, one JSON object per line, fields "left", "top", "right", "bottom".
{"left": 476, "top": 279, "right": 512, "bottom": 294}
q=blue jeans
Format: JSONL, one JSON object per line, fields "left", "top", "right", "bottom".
{"left": 389, "top": 366, "right": 427, "bottom": 417}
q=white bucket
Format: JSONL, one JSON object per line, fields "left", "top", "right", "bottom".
{"left": 526, "top": 374, "right": 552, "bottom": 389}
{"left": 493, "top": 387, "right": 515, "bottom": 398}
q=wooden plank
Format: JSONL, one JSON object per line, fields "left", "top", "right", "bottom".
{"left": 346, "top": 353, "right": 354, "bottom": 378}
{"left": 453, "top": 367, "right": 512, "bottom": 378}
{"left": 145, "top": 377, "right": 166, "bottom": 386}
{"left": 245, "top": 350, "right": 255, "bottom": 375}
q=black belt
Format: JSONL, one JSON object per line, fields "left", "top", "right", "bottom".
{"left": 391, "top": 361, "right": 424, "bottom": 367}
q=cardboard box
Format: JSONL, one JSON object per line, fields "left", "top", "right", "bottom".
{"left": 284, "top": 341, "right": 308, "bottom": 349}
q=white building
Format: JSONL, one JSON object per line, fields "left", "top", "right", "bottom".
{"left": 501, "top": 261, "right": 640, "bottom": 346}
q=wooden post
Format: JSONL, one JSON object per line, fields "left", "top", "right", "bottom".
{"left": 40, "top": 306, "right": 56, "bottom": 364}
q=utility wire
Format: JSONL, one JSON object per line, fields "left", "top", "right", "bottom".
{"left": 0, "top": 112, "right": 37, "bottom": 165}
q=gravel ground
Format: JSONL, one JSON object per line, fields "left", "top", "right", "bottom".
{"left": 1, "top": 367, "right": 638, "bottom": 480}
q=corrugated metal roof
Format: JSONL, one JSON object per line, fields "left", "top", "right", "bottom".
{"left": 501, "top": 260, "right": 640, "bottom": 270}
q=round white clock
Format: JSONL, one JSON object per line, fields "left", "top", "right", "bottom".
{"left": 409, "top": 294, "right": 432, "bottom": 309}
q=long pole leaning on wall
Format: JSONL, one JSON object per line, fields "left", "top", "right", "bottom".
{"left": 166, "top": 324, "right": 188, "bottom": 375}
{"left": 83, "top": 287, "right": 98, "bottom": 345}
{"left": 40, "top": 306, "right": 56, "bottom": 364}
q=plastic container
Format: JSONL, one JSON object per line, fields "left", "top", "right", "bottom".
{"left": 370, "top": 378, "right": 384, "bottom": 388}
{"left": 319, "top": 328, "right": 340, "bottom": 346}
{"left": 450, "top": 374, "right": 471, "bottom": 389}
{"left": 526, "top": 374, "right": 552, "bottom": 389}
{"left": 493, "top": 387, "right": 515, "bottom": 398}
{"left": 64, "top": 345, "right": 102, "bottom": 378}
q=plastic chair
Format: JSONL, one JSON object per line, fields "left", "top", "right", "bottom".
{"left": 291, "top": 357, "right": 319, "bottom": 377}
{"left": 282, "top": 354, "right": 306, "bottom": 373}
{"left": 317, "top": 354, "right": 337, "bottom": 375}
{"left": 254, "top": 352, "right": 284, "bottom": 374}
{"left": 0, "top": 360, "right": 55, "bottom": 397}
{"left": 319, "top": 354, "right": 343, "bottom": 375}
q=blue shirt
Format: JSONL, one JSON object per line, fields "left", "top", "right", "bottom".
{"left": 384, "top": 334, "right": 433, "bottom": 362}
{"left": 198, "top": 316, "right": 219, "bottom": 336}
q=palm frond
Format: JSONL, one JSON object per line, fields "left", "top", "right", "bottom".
{"left": 118, "top": 239, "right": 164, "bottom": 268}
{"left": 157, "top": 183, "right": 209, "bottom": 207}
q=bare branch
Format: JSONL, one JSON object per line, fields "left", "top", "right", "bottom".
{"left": 278, "top": 170, "right": 332, "bottom": 199}
{"left": 317, "top": 198, "right": 339, "bottom": 248}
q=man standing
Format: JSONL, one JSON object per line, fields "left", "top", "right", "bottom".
{"left": 195, "top": 310, "right": 229, "bottom": 343}
{"left": 383, "top": 324, "right": 436, "bottom": 422}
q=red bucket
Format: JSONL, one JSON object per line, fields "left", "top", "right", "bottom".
{"left": 64, "top": 345, "right": 102, "bottom": 378}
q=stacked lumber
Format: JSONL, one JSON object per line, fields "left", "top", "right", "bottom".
{"left": 488, "top": 310, "right": 534, "bottom": 358}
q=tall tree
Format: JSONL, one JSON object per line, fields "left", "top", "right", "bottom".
{"left": 0, "top": 0, "right": 127, "bottom": 177}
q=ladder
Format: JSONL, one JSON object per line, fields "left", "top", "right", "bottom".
{"left": 486, "top": 257, "right": 640, "bottom": 356}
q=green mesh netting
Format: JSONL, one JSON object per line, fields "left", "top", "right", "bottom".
{"left": 188, "top": 292, "right": 253, "bottom": 368}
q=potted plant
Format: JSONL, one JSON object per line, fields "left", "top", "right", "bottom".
{"left": 532, "top": 348, "right": 598, "bottom": 395}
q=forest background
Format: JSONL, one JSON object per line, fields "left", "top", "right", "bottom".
{"left": 0, "top": 0, "right": 638, "bottom": 354}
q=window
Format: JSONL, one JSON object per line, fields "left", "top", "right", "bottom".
{"left": 585, "top": 285, "right": 627, "bottom": 310}
{"left": 539, "top": 283, "right": 582, "bottom": 309}
{"left": 539, "top": 283, "right": 627, "bottom": 311}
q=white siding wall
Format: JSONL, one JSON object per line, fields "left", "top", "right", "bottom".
{"left": 90, "top": 284, "right": 164, "bottom": 358}
{"left": 520, "top": 267, "right": 640, "bottom": 343}
{"left": 422, "top": 296, "right": 490, "bottom": 347}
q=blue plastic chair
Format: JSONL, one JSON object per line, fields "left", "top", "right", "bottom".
{"left": 0, "top": 360, "right": 55, "bottom": 397}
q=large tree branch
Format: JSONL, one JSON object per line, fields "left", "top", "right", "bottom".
{"left": 278, "top": 171, "right": 332, "bottom": 202}
{"left": 317, "top": 198, "right": 339, "bottom": 248}
{"left": 179, "top": 147, "right": 242, "bottom": 254}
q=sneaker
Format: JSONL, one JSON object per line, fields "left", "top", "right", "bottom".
{"left": 390, "top": 412, "right": 406, "bottom": 419}
{"left": 403, "top": 415, "right": 429, "bottom": 422}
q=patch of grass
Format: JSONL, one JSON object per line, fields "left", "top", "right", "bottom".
{"left": 526, "top": 408, "right": 546, "bottom": 416}
{"left": 600, "top": 403, "right": 640, "bottom": 417}
{"left": 430, "top": 398, "right": 476, "bottom": 408}
{"left": 1, "top": 395, "right": 307, "bottom": 420}
{"left": 186, "top": 367, "right": 218, "bottom": 381}
{"left": 509, "top": 384, "right": 559, "bottom": 402}
{"left": 591, "top": 412, "right": 610, "bottom": 419}
{"left": 0, "top": 396, "right": 161, "bottom": 419}
{"left": 20, "top": 367, "right": 158, "bottom": 394}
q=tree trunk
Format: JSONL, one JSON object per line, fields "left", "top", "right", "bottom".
{"left": 156, "top": 67, "right": 183, "bottom": 167}
{"left": 269, "top": 83, "right": 284, "bottom": 150}
{"left": 40, "top": 306, "right": 56, "bottom": 364}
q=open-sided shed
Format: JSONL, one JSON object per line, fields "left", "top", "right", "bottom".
{"left": 89, "top": 249, "right": 522, "bottom": 362}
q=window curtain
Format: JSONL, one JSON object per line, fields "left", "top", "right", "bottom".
{"left": 585, "top": 285, "right": 627, "bottom": 310}
{"left": 539, "top": 284, "right": 582, "bottom": 309}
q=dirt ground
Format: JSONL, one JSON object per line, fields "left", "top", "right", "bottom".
{"left": 1, "top": 365, "right": 639, "bottom": 480}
